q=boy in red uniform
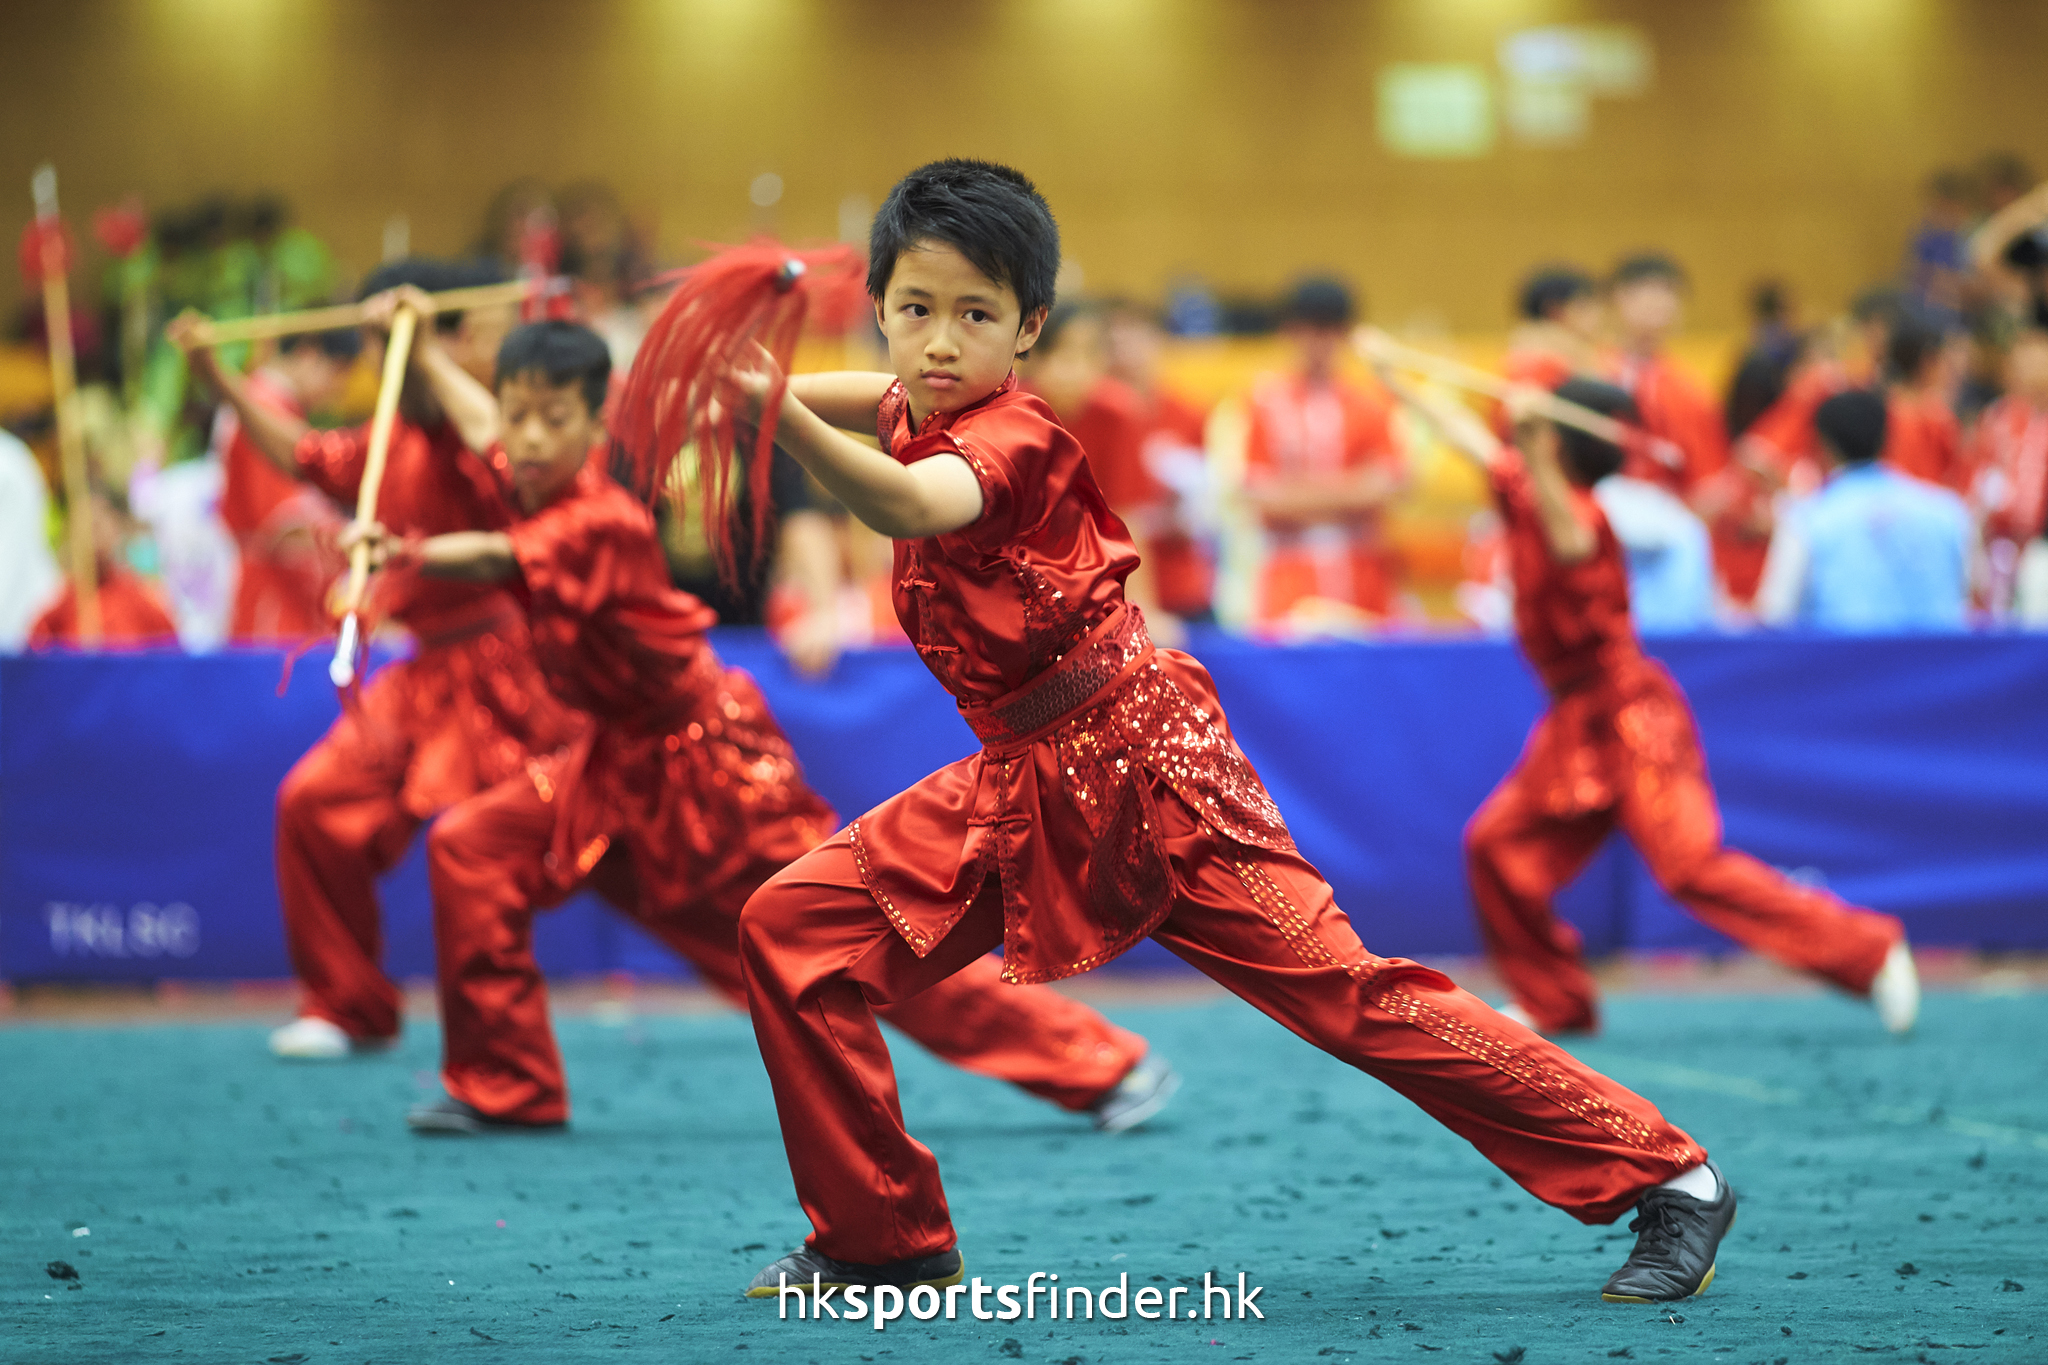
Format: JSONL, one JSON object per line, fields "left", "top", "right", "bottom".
{"left": 1103, "top": 297, "right": 1215, "bottom": 618}
{"left": 710, "top": 160, "right": 1735, "bottom": 1304}
{"left": 1970, "top": 329, "right": 2048, "bottom": 614}
{"left": 29, "top": 487, "right": 180, "bottom": 648}
{"left": 358, "top": 313, "right": 1166, "bottom": 1135}
{"left": 1243, "top": 277, "right": 1408, "bottom": 628}
{"left": 1375, "top": 368, "right": 1920, "bottom": 1042}
{"left": 172, "top": 260, "right": 583, "bottom": 1059}
{"left": 1603, "top": 255, "right": 1768, "bottom": 601}
{"left": 1880, "top": 316, "right": 1967, "bottom": 492}
{"left": 214, "top": 328, "right": 357, "bottom": 642}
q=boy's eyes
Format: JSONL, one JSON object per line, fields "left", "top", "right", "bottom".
{"left": 965, "top": 309, "right": 991, "bottom": 324}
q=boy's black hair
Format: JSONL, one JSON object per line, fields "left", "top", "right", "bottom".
{"left": 1814, "top": 390, "right": 1888, "bottom": 465}
{"left": 1282, "top": 275, "right": 1356, "bottom": 328}
{"left": 1551, "top": 377, "right": 1637, "bottom": 486}
{"left": 1884, "top": 309, "right": 1948, "bottom": 384}
{"left": 867, "top": 159, "right": 1061, "bottom": 321}
{"left": 1610, "top": 252, "right": 1687, "bottom": 290}
{"left": 1518, "top": 266, "right": 1595, "bottom": 322}
{"left": 356, "top": 257, "right": 510, "bottom": 335}
{"left": 279, "top": 327, "right": 364, "bottom": 363}
{"left": 494, "top": 320, "right": 612, "bottom": 415}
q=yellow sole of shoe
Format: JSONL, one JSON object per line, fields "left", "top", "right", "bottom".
{"left": 745, "top": 1261, "right": 966, "bottom": 1299}
{"left": 1602, "top": 1262, "right": 1715, "bottom": 1304}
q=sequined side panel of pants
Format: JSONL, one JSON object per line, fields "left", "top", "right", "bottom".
{"left": 425, "top": 772, "right": 1147, "bottom": 1126}
{"left": 1465, "top": 716, "right": 1903, "bottom": 1034}
{"left": 738, "top": 780, "right": 1704, "bottom": 1265}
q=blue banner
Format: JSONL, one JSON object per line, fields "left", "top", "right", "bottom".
{"left": 4, "top": 630, "right": 2045, "bottom": 983}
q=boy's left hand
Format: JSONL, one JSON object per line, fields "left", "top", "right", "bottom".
{"left": 724, "top": 341, "right": 787, "bottom": 421}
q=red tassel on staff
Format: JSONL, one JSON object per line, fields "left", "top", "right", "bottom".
{"left": 612, "top": 239, "right": 864, "bottom": 579}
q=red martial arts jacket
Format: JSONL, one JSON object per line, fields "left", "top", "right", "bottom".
{"left": 504, "top": 463, "right": 834, "bottom": 904}
{"left": 851, "top": 376, "right": 1293, "bottom": 984}
{"left": 1492, "top": 452, "right": 1694, "bottom": 819}
{"left": 293, "top": 418, "right": 577, "bottom": 815}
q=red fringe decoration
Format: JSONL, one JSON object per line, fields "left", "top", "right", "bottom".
{"left": 611, "top": 239, "right": 865, "bottom": 582}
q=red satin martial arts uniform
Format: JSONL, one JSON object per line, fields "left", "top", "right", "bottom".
{"left": 1883, "top": 390, "right": 1968, "bottom": 492}
{"left": 1971, "top": 393, "right": 2048, "bottom": 543}
{"left": 28, "top": 566, "right": 179, "bottom": 647}
{"left": 218, "top": 371, "right": 344, "bottom": 642}
{"left": 738, "top": 376, "right": 1707, "bottom": 1268}
{"left": 275, "top": 418, "right": 581, "bottom": 1041}
{"left": 427, "top": 462, "right": 1147, "bottom": 1125}
{"left": 1243, "top": 371, "right": 1405, "bottom": 622}
{"left": 1465, "top": 449, "right": 1904, "bottom": 1034}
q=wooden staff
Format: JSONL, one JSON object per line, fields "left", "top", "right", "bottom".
{"left": 328, "top": 304, "right": 419, "bottom": 688}
{"left": 176, "top": 280, "right": 535, "bottom": 350}
{"left": 30, "top": 166, "right": 99, "bottom": 643}
{"left": 1356, "top": 327, "right": 1683, "bottom": 470}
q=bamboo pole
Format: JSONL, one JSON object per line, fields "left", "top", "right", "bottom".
{"left": 175, "top": 280, "right": 533, "bottom": 350}
{"left": 328, "top": 305, "right": 419, "bottom": 688}
{"left": 31, "top": 166, "right": 99, "bottom": 644}
{"left": 1356, "top": 327, "right": 1683, "bottom": 470}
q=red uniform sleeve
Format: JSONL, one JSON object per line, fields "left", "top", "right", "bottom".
{"left": 292, "top": 426, "right": 369, "bottom": 507}
{"left": 507, "top": 490, "right": 648, "bottom": 623}
{"left": 1341, "top": 384, "right": 1401, "bottom": 472}
{"left": 940, "top": 402, "right": 1060, "bottom": 551}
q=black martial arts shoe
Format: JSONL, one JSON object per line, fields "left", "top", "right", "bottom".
{"left": 1601, "top": 1161, "right": 1736, "bottom": 1302}
{"left": 404, "top": 1097, "right": 566, "bottom": 1136}
{"left": 744, "top": 1246, "right": 964, "bottom": 1299}
{"left": 1090, "top": 1053, "right": 1181, "bottom": 1133}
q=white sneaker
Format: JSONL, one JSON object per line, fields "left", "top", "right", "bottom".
{"left": 269, "top": 1016, "right": 352, "bottom": 1060}
{"left": 1870, "top": 940, "right": 1920, "bottom": 1035}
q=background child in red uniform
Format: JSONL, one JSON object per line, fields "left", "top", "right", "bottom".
{"left": 1374, "top": 365, "right": 1920, "bottom": 1040}
{"left": 172, "top": 260, "right": 583, "bottom": 1060}
{"left": 213, "top": 328, "right": 357, "bottom": 642}
{"left": 1243, "top": 276, "right": 1409, "bottom": 628}
{"left": 658, "top": 159, "right": 1734, "bottom": 1306}
{"left": 357, "top": 312, "right": 1166, "bottom": 1136}
{"left": 28, "top": 486, "right": 179, "bottom": 648}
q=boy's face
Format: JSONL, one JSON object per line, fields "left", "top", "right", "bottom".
{"left": 1611, "top": 278, "right": 1682, "bottom": 341}
{"left": 1555, "top": 292, "right": 1603, "bottom": 340}
{"left": 1282, "top": 321, "right": 1347, "bottom": 381}
{"left": 280, "top": 347, "right": 351, "bottom": 412}
{"left": 876, "top": 239, "right": 1046, "bottom": 420}
{"left": 2008, "top": 335, "right": 2048, "bottom": 402}
{"left": 499, "top": 371, "right": 601, "bottom": 514}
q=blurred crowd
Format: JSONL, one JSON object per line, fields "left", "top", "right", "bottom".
{"left": 6, "top": 151, "right": 2048, "bottom": 662}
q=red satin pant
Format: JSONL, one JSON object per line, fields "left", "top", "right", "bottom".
{"left": 274, "top": 703, "right": 422, "bottom": 1042}
{"left": 1466, "top": 722, "right": 1903, "bottom": 1034}
{"left": 738, "top": 782, "right": 1705, "bottom": 1265}
{"left": 426, "top": 772, "right": 1148, "bottom": 1126}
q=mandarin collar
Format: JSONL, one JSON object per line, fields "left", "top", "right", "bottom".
{"left": 911, "top": 372, "right": 1019, "bottom": 436}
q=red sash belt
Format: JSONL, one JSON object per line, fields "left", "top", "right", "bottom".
{"left": 957, "top": 603, "right": 1156, "bottom": 754}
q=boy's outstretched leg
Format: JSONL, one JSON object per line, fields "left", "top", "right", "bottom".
{"left": 1146, "top": 786, "right": 1734, "bottom": 1301}
{"left": 1464, "top": 746, "right": 1617, "bottom": 1034}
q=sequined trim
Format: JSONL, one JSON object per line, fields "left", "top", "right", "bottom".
{"left": 1372, "top": 986, "right": 1702, "bottom": 1164}
{"left": 961, "top": 605, "right": 1153, "bottom": 750}
{"left": 1229, "top": 861, "right": 1382, "bottom": 985}
{"left": 850, "top": 818, "right": 938, "bottom": 956}
{"left": 1065, "top": 667, "right": 1294, "bottom": 854}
